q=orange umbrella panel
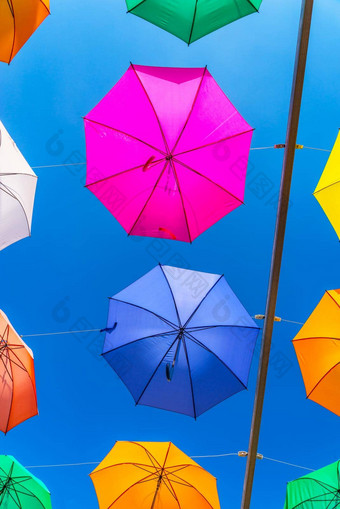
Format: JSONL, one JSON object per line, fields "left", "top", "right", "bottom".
{"left": 293, "top": 290, "right": 340, "bottom": 416}
{"left": 90, "top": 441, "right": 221, "bottom": 509}
{"left": 0, "top": 310, "right": 38, "bottom": 433}
{"left": 0, "top": 0, "right": 50, "bottom": 64}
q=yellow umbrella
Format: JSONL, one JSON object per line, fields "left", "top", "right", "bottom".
{"left": 90, "top": 441, "right": 220, "bottom": 509}
{"left": 0, "top": 0, "right": 50, "bottom": 64}
{"left": 293, "top": 289, "right": 340, "bottom": 416}
{"left": 314, "top": 131, "right": 340, "bottom": 239}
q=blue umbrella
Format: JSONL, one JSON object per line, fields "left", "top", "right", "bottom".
{"left": 103, "top": 265, "right": 260, "bottom": 418}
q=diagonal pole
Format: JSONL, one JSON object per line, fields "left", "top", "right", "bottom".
{"left": 241, "top": 1, "right": 314, "bottom": 508}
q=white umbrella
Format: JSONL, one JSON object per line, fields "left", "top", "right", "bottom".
{"left": 0, "top": 122, "right": 37, "bottom": 251}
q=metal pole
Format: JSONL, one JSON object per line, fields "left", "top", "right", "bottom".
{"left": 241, "top": 1, "right": 314, "bottom": 507}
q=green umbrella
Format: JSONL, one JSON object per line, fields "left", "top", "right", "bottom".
{"left": 284, "top": 461, "right": 340, "bottom": 508}
{"left": 125, "top": 0, "right": 263, "bottom": 44}
{"left": 0, "top": 456, "right": 52, "bottom": 508}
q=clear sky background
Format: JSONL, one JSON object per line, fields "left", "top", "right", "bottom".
{"left": 1, "top": 0, "right": 340, "bottom": 507}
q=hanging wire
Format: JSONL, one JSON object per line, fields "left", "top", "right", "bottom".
{"left": 21, "top": 329, "right": 103, "bottom": 338}
{"left": 280, "top": 318, "right": 304, "bottom": 326}
{"left": 24, "top": 454, "right": 314, "bottom": 472}
{"left": 31, "top": 162, "right": 86, "bottom": 169}
{"left": 29, "top": 144, "right": 331, "bottom": 170}
{"left": 262, "top": 456, "right": 314, "bottom": 472}
{"left": 21, "top": 315, "right": 306, "bottom": 339}
{"left": 303, "top": 146, "right": 331, "bottom": 153}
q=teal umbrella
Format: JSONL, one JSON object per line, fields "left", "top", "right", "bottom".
{"left": 284, "top": 461, "right": 340, "bottom": 508}
{"left": 125, "top": 0, "right": 262, "bottom": 44}
{"left": 0, "top": 456, "right": 52, "bottom": 508}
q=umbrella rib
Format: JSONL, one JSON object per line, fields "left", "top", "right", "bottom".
{"left": 184, "top": 330, "right": 247, "bottom": 389}
{"left": 110, "top": 297, "right": 178, "bottom": 330}
{"left": 171, "top": 67, "right": 207, "bottom": 154}
{"left": 128, "top": 443, "right": 163, "bottom": 470}
{"left": 165, "top": 470, "right": 215, "bottom": 509}
{"left": 293, "top": 336, "right": 340, "bottom": 343}
{"left": 126, "top": 0, "right": 146, "bottom": 13}
{"left": 306, "top": 361, "right": 340, "bottom": 399}
{"left": 186, "top": 325, "right": 259, "bottom": 332}
{"left": 161, "top": 472, "right": 182, "bottom": 508}
{"left": 84, "top": 117, "right": 167, "bottom": 156}
{"left": 37, "top": 0, "right": 51, "bottom": 15}
{"left": 170, "top": 161, "right": 192, "bottom": 243}
{"left": 3, "top": 347, "right": 37, "bottom": 417}
{"left": 158, "top": 264, "right": 182, "bottom": 327}
{"left": 4, "top": 356, "right": 14, "bottom": 433}
{"left": 90, "top": 462, "right": 158, "bottom": 476}
{"left": 8, "top": 479, "right": 44, "bottom": 503}
{"left": 135, "top": 337, "right": 179, "bottom": 405}
{"left": 245, "top": 0, "right": 260, "bottom": 12}
{"left": 106, "top": 472, "right": 159, "bottom": 509}
{"left": 173, "top": 128, "right": 254, "bottom": 158}
{"left": 314, "top": 179, "right": 340, "bottom": 195}
{"left": 127, "top": 161, "right": 169, "bottom": 236}
{"left": 181, "top": 338, "right": 197, "bottom": 419}
{"left": 85, "top": 158, "right": 165, "bottom": 188}
{"left": 0, "top": 352, "right": 13, "bottom": 381}
{"left": 291, "top": 491, "right": 339, "bottom": 508}
{"left": 173, "top": 158, "right": 244, "bottom": 205}
{"left": 0, "top": 352, "right": 27, "bottom": 373}
{"left": 7, "top": 0, "right": 16, "bottom": 63}
{"left": 0, "top": 173, "right": 37, "bottom": 178}
{"left": 188, "top": 0, "right": 199, "bottom": 45}
{"left": 291, "top": 477, "right": 339, "bottom": 495}
{"left": 130, "top": 63, "right": 170, "bottom": 153}
{"left": 0, "top": 183, "right": 31, "bottom": 237}
{"left": 183, "top": 275, "right": 224, "bottom": 328}
{"left": 102, "top": 330, "right": 178, "bottom": 356}
{"left": 326, "top": 291, "right": 340, "bottom": 312}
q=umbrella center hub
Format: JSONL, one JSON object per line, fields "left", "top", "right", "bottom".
{"left": 166, "top": 154, "right": 173, "bottom": 161}
{"left": 178, "top": 327, "right": 185, "bottom": 338}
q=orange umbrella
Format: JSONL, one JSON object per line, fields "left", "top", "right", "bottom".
{"left": 0, "top": 310, "right": 38, "bottom": 433}
{"left": 0, "top": 0, "right": 50, "bottom": 64}
{"left": 90, "top": 442, "right": 220, "bottom": 509}
{"left": 293, "top": 289, "right": 340, "bottom": 416}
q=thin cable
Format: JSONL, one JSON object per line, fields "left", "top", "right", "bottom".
{"left": 24, "top": 455, "right": 315, "bottom": 472}
{"left": 29, "top": 145, "right": 331, "bottom": 169}
{"left": 262, "top": 456, "right": 314, "bottom": 472}
{"left": 31, "top": 163, "right": 86, "bottom": 169}
{"left": 280, "top": 318, "right": 304, "bottom": 326}
{"left": 25, "top": 462, "right": 100, "bottom": 469}
{"left": 191, "top": 453, "right": 238, "bottom": 459}
{"left": 303, "top": 146, "right": 331, "bottom": 153}
{"left": 21, "top": 328, "right": 102, "bottom": 338}
{"left": 250, "top": 147, "right": 275, "bottom": 151}
{"left": 21, "top": 316, "right": 305, "bottom": 339}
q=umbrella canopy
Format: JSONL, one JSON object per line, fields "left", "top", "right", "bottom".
{"left": 125, "top": 0, "right": 262, "bottom": 44}
{"left": 84, "top": 65, "right": 253, "bottom": 243}
{"left": 293, "top": 290, "right": 340, "bottom": 416}
{"left": 0, "top": 455, "right": 52, "bottom": 508}
{"left": 0, "top": 0, "right": 50, "bottom": 64}
{"left": 0, "top": 121, "right": 37, "bottom": 250}
{"left": 284, "top": 460, "right": 340, "bottom": 508}
{"left": 0, "top": 310, "right": 38, "bottom": 433}
{"left": 90, "top": 441, "right": 220, "bottom": 509}
{"left": 102, "top": 265, "right": 259, "bottom": 418}
{"left": 314, "top": 131, "right": 340, "bottom": 240}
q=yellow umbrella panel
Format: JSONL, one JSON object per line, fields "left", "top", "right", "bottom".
{"left": 293, "top": 290, "right": 340, "bottom": 416}
{"left": 314, "top": 131, "right": 340, "bottom": 239}
{"left": 90, "top": 442, "right": 220, "bottom": 509}
{"left": 0, "top": 0, "right": 50, "bottom": 64}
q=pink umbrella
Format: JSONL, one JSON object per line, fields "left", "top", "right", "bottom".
{"left": 84, "top": 65, "right": 253, "bottom": 242}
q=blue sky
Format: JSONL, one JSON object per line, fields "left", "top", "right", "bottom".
{"left": 1, "top": 0, "right": 340, "bottom": 507}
